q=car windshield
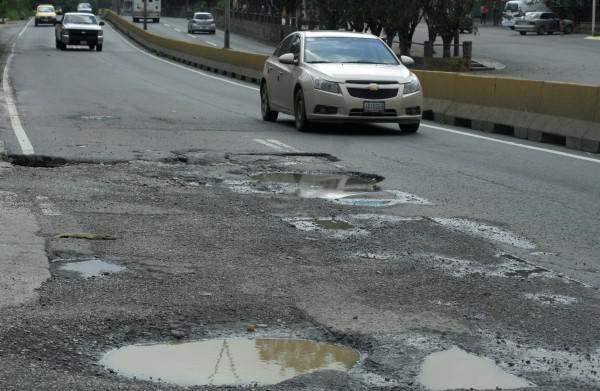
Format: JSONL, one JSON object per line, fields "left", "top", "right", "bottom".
{"left": 525, "top": 12, "right": 542, "bottom": 19}
{"left": 38, "top": 6, "right": 54, "bottom": 12}
{"left": 64, "top": 14, "right": 97, "bottom": 24}
{"left": 304, "top": 37, "right": 399, "bottom": 65}
{"left": 194, "top": 13, "right": 213, "bottom": 20}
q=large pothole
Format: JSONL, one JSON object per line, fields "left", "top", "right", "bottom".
{"left": 100, "top": 338, "right": 359, "bottom": 387}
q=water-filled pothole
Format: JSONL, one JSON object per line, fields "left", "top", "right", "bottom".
{"left": 100, "top": 338, "right": 359, "bottom": 387}
{"left": 59, "top": 259, "right": 125, "bottom": 278}
{"left": 249, "top": 173, "right": 430, "bottom": 206}
{"left": 417, "top": 346, "right": 534, "bottom": 390}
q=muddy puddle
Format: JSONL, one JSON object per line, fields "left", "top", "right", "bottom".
{"left": 100, "top": 338, "right": 359, "bottom": 387}
{"left": 247, "top": 173, "right": 430, "bottom": 206}
{"left": 417, "top": 346, "right": 534, "bottom": 390}
{"left": 59, "top": 259, "right": 125, "bottom": 278}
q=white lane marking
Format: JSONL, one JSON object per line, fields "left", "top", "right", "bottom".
{"left": 36, "top": 195, "right": 62, "bottom": 216}
{"left": 205, "top": 41, "right": 218, "bottom": 47}
{"left": 266, "top": 139, "right": 299, "bottom": 152}
{"left": 254, "top": 138, "right": 285, "bottom": 151}
{"left": 187, "top": 34, "right": 196, "bottom": 38}
{"left": 106, "top": 23, "right": 259, "bottom": 91}
{"left": 2, "top": 19, "right": 34, "bottom": 155}
{"left": 164, "top": 23, "right": 171, "bottom": 27}
{"left": 174, "top": 28, "right": 181, "bottom": 32}
{"left": 423, "top": 123, "right": 600, "bottom": 165}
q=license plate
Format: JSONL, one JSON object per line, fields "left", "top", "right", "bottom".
{"left": 364, "top": 101, "right": 385, "bottom": 113}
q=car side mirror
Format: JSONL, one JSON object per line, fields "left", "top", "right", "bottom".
{"left": 400, "top": 55, "right": 415, "bottom": 66}
{"left": 99, "top": 21, "right": 105, "bottom": 26}
{"left": 278, "top": 53, "right": 297, "bottom": 65}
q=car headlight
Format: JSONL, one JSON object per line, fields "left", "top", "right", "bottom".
{"left": 313, "top": 78, "right": 341, "bottom": 94}
{"left": 403, "top": 74, "right": 421, "bottom": 95}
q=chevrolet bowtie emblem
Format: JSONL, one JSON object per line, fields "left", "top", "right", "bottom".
{"left": 368, "top": 83, "right": 379, "bottom": 91}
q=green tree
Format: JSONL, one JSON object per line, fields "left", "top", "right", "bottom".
{"left": 424, "top": 0, "right": 473, "bottom": 57}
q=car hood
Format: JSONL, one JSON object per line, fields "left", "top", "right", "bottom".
{"left": 304, "top": 63, "right": 411, "bottom": 83}
{"left": 63, "top": 23, "right": 101, "bottom": 30}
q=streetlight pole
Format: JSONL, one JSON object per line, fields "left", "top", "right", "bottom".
{"left": 143, "top": 0, "right": 147, "bottom": 30}
{"left": 224, "top": 0, "right": 230, "bottom": 49}
{"left": 593, "top": 0, "right": 597, "bottom": 36}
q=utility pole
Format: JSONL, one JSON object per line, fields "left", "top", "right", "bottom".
{"left": 593, "top": 0, "right": 597, "bottom": 36}
{"left": 224, "top": 0, "right": 231, "bottom": 49}
{"left": 143, "top": 0, "right": 147, "bottom": 30}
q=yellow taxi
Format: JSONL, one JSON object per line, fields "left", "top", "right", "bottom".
{"left": 35, "top": 4, "right": 57, "bottom": 26}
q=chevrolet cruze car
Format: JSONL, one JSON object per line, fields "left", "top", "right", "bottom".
{"left": 260, "top": 31, "right": 423, "bottom": 132}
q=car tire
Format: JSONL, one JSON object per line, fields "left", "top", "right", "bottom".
{"left": 519, "top": 31, "right": 526, "bottom": 35}
{"left": 537, "top": 26, "right": 545, "bottom": 35}
{"left": 55, "top": 38, "right": 60, "bottom": 49}
{"left": 564, "top": 25, "right": 573, "bottom": 34}
{"left": 35, "top": 19, "right": 39, "bottom": 26}
{"left": 154, "top": 18, "right": 159, "bottom": 23}
{"left": 133, "top": 17, "right": 138, "bottom": 23}
{"left": 260, "top": 82, "right": 278, "bottom": 122}
{"left": 399, "top": 123, "right": 420, "bottom": 133}
{"left": 294, "top": 89, "right": 312, "bottom": 132}
{"left": 510, "top": 26, "right": 515, "bottom": 30}
{"left": 96, "top": 44, "right": 103, "bottom": 52}
{"left": 89, "top": 45, "right": 95, "bottom": 50}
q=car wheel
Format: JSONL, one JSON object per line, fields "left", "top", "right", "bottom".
{"left": 89, "top": 45, "right": 95, "bottom": 50}
{"left": 154, "top": 18, "right": 159, "bottom": 23}
{"left": 537, "top": 26, "right": 545, "bottom": 35}
{"left": 55, "top": 38, "right": 60, "bottom": 49}
{"left": 294, "top": 89, "right": 312, "bottom": 132}
{"left": 399, "top": 123, "right": 420, "bottom": 133}
{"left": 564, "top": 25, "right": 573, "bottom": 34}
{"left": 547, "top": 31, "right": 553, "bottom": 35}
{"left": 519, "top": 31, "right": 526, "bottom": 35}
{"left": 260, "top": 82, "right": 278, "bottom": 122}
{"left": 510, "top": 26, "right": 515, "bottom": 30}
{"left": 96, "top": 44, "right": 103, "bottom": 52}
{"left": 35, "top": 19, "right": 39, "bottom": 26}
{"left": 59, "top": 42, "right": 66, "bottom": 50}
{"left": 133, "top": 17, "right": 138, "bottom": 23}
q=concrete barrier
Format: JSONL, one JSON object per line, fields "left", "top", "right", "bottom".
{"left": 103, "top": 10, "right": 600, "bottom": 153}
{"left": 103, "top": 10, "right": 268, "bottom": 83}
{"left": 416, "top": 70, "right": 600, "bottom": 153}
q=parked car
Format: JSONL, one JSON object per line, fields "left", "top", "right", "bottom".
{"left": 55, "top": 12, "right": 104, "bottom": 51}
{"left": 502, "top": 0, "right": 550, "bottom": 29}
{"left": 260, "top": 31, "right": 423, "bottom": 133}
{"left": 76, "top": 3, "right": 93, "bottom": 14}
{"left": 187, "top": 12, "right": 216, "bottom": 34}
{"left": 35, "top": 4, "right": 57, "bottom": 26}
{"left": 514, "top": 12, "right": 574, "bottom": 35}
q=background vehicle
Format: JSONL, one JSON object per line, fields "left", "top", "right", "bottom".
{"left": 132, "top": 0, "right": 160, "bottom": 23}
{"left": 515, "top": 12, "right": 574, "bottom": 35}
{"left": 260, "top": 32, "right": 423, "bottom": 133}
{"left": 55, "top": 12, "right": 104, "bottom": 51}
{"left": 35, "top": 4, "right": 56, "bottom": 26}
{"left": 502, "top": 0, "right": 551, "bottom": 29}
{"left": 187, "top": 12, "right": 216, "bottom": 34}
{"left": 76, "top": 2, "right": 93, "bottom": 14}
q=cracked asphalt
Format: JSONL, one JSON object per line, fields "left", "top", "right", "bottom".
{"left": 1, "top": 16, "right": 600, "bottom": 391}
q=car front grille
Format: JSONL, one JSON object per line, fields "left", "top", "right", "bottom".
{"left": 347, "top": 88, "right": 399, "bottom": 99}
{"left": 349, "top": 109, "right": 397, "bottom": 117}
{"left": 69, "top": 29, "right": 98, "bottom": 40}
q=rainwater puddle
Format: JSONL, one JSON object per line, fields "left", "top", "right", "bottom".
{"left": 59, "top": 259, "right": 125, "bottom": 278}
{"left": 417, "top": 346, "right": 534, "bottom": 390}
{"left": 248, "top": 173, "right": 430, "bottom": 206}
{"left": 100, "top": 338, "right": 359, "bottom": 387}
{"left": 432, "top": 218, "right": 536, "bottom": 249}
{"left": 284, "top": 217, "right": 364, "bottom": 238}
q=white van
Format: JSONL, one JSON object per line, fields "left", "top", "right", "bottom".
{"left": 132, "top": 0, "right": 160, "bottom": 23}
{"left": 502, "top": 0, "right": 551, "bottom": 28}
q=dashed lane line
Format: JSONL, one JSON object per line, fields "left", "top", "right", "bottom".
{"left": 254, "top": 138, "right": 299, "bottom": 152}
{"left": 266, "top": 139, "right": 299, "bottom": 152}
{"left": 253, "top": 138, "right": 285, "bottom": 151}
{"left": 2, "top": 19, "right": 34, "bottom": 155}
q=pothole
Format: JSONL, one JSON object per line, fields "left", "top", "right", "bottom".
{"left": 100, "top": 338, "right": 359, "bottom": 387}
{"left": 238, "top": 172, "right": 431, "bottom": 206}
{"left": 58, "top": 259, "right": 126, "bottom": 278}
{"left": 417, "top": 346, "right": 535, "bottom": 390}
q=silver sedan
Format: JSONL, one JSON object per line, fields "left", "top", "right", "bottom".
{"left": 260, "top": 31, "right": 423, "bottom": 132}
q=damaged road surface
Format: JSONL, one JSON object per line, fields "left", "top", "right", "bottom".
{"left": 0, "top": 152, "right": 599, "bottom": 390}
{"left": 2, "top": 15, "right": 600, "bottom": 391}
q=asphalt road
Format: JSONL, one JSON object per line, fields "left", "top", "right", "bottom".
{"left": 2, "top": 18, "right": 600, "bottom": 390}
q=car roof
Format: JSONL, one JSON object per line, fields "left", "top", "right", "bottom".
{"left": 194, "top": 12, "right": 213, "bottom": 15}
{"left": 63, "top": 12, "right": 96, "bottom": 16}
{"left": 37, "top": 4, "right": 54, "bottom": 7}
{"left": 301, "top": 31, "right": 380, "bottom": 39}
